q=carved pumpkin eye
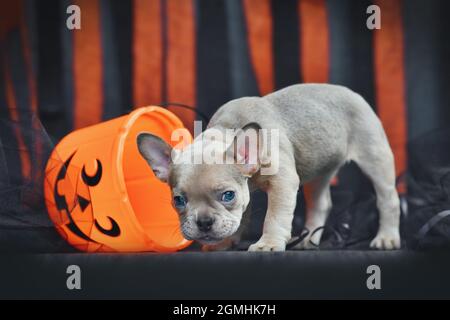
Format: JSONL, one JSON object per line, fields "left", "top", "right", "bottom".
{"left": 81, "top": 159, "right": 102, "bottom": 186}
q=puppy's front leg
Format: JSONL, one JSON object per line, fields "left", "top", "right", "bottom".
{"left": 248, "top": 167, "right": 299, "bottom": 252}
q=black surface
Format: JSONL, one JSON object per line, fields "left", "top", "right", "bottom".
{"left": 0, "top": 250, "right": 449, "bottom": 299}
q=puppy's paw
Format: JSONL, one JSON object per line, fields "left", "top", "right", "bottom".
{"left": 202, "top": 238, "right": 234, "bottom": 252}
{"left": 370, "top": 230, "right": 401, "bottom": 250}
{"left": 248, "top": 237, "right": 286, "bottom": 252}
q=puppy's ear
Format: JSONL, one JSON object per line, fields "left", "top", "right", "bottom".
{"left": 226, "top": 122, "right": 262, "bottom": 177}
{"left": 137, "top": 132, "right": 172, "bottom": 183}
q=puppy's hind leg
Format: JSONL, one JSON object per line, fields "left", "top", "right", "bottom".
{"left": 352, "top": 135, "right": 401, "bottom": 250}
{"left": 293, "top": 170, "right": 336, "bottom": 250}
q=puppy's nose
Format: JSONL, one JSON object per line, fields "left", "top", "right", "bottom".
{"left": 196, "top": 216, "right": 215, "bottom": 232}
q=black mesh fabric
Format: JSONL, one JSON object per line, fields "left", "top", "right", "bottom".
{"left": 406, "top": 127, "right": 450, "bottom": 249}
{"left": 0, "top": 112, "right": 73, "bottom": 252}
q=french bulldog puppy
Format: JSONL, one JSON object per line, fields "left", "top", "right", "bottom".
{"left": 137, "top": 84, "right": 401, "bottom": 251}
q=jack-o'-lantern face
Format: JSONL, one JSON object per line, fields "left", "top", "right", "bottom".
{"left": 50, "top": 151, "right": 120, "bottom": 252}
{"left": 46, "top": 149, "right": 120, "bottom": 252}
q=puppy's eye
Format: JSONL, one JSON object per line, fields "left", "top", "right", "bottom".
{"left": 173, "top": 195, "right": 187, "bottom": 209}
{"left": 221, "top": 191, "right": 235, "bottom": 203}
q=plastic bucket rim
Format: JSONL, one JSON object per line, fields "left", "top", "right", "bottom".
{"left": 112, "top": 106, "right": 192, "bottom": 252}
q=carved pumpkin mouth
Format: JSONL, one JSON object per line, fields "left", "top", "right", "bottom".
{"left": 54, "top": 151, "right": 121, "bottom": 242}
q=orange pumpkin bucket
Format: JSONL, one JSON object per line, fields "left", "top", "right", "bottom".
{"left": 44, "top": 106, "right": 193, "bottom": 252}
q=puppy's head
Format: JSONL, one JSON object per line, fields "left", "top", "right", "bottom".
{"left": 137, "top": 124, "right": 261, "bottom": 244}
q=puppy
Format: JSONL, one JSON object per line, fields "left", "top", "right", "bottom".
{"left": 137, "top": 84, "right": 401, "bottom": 251}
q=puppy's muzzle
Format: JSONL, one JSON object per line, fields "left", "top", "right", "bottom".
{"left": 196, "top": 216, "right": 215, "bottom": 232}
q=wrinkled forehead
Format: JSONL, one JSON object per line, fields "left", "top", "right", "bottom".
{"left": 169, "top": 163, "right": 244, "bottom": 194}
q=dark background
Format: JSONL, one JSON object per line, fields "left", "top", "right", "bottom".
{"left": 2, "top": 0, "right": 450, "bottom": 193}
{"left": 3, "top": 0, "right": 450, "bottom": 152}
